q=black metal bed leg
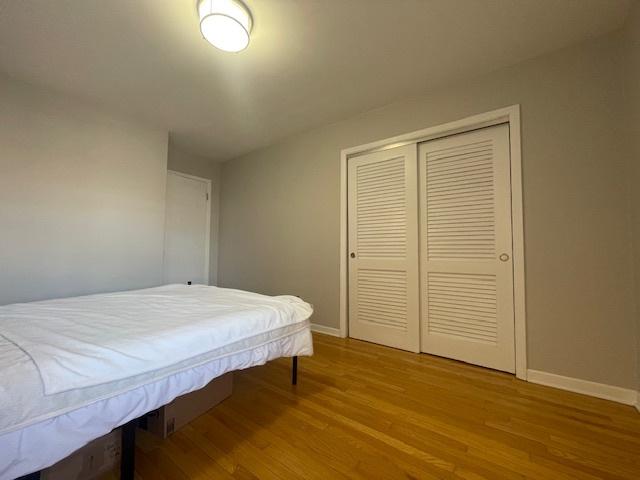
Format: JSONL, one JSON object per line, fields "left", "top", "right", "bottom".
{"left": 120, "top": 418, "right": 137, "bottom": 480}
{"left": 292, "top": 356, "right": 298, "bottom": 385}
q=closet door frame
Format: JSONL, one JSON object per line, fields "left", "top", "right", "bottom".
{"left": 339, "top": 105, "right": 527, "bottom": 380}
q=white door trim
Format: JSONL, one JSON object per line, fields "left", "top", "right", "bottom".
{"left": 339, "top": 105, "right": 527, "bottom": 379}
{"left": 166, "top": 170, "right": 212, "bottom": 284}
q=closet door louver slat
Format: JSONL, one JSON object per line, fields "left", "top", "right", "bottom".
{"left": 426, "top": 272, "right": 498, "bottom": 343}
{"left": 357, "top": 269, "right": 408, "bottom": 330}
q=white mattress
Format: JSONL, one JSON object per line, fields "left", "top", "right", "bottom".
{"left": 0, "top": 285, "right": 313, "bottom": 480}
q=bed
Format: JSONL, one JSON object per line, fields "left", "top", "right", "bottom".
{"left": 0, "top": 284, "right": 313, "bottom": 480}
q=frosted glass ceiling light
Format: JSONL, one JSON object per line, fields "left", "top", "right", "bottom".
{"left": 198, "top": 0, "right": 252, "bottom": 53}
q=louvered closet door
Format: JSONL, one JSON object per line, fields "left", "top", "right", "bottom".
{"left": 348, "top": 144, "right": 420, "bottom": 352}
{"left": 419, "top": 124, "right": 515, "bottom": 372}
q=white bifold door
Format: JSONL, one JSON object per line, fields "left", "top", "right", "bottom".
{"left": 348, "top": 145, "right": 420, "bottom": 352}
{"left": 348, "top": 124, "right": 515, "bottom": 373}
{"left": 419, "top": 124, "right": 514, "bottom": 373}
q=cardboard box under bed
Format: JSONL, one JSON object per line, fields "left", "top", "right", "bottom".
{"left": 41, "top": 373, "right": 233, "bottom": 479}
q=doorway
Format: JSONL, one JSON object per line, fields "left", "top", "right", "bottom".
{"left": 163, "top": 170, "right": 211, "bottom": 285}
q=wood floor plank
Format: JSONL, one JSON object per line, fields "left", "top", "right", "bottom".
{"left": 131, "top": 333, "right": 639, "bottom": 479}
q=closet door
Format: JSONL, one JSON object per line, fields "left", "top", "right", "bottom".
{"left": 348, "top": 145, "right": 420, "bottom": 352}
{"left": 419, "top": 124, "right": 515, "bottom": 372}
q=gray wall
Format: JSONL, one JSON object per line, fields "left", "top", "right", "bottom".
{"left": 622, "top": 4, "right": 640, "bottom": 394}
{"left": 167, "top": 143, "right": 221, "bottom": 285}
{"left": 219, "top": 32, "right": 638, "bottom": 389}
{"left": 0, "top": 75, "right": 168, "bottom": 305}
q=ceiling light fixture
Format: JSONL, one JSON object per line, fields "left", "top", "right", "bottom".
{"left": 198, "top": 0, "right": 252, "bottom": 53}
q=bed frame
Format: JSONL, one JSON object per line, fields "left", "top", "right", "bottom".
{"left": 17, "top": 356, "right": 299, "bottom": 480}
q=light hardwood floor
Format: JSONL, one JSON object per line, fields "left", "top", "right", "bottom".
{"left": 129, "top": 333, "right": 639, "bottom": 479}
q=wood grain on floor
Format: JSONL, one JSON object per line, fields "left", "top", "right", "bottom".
{"left": 115, "top": 333, "right": 639, "bottom": 479}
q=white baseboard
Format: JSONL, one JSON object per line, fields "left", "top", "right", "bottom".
{"left": 310, "top": 323, "right": 342, "bottom": 337}
{"left": 527, "top": 369, "right": 637, "bottom": 406}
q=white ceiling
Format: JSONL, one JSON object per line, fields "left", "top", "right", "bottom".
{"left": 0, "top": 0, "right": 632, "bottom": 161}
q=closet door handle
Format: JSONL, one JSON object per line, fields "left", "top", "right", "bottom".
{"left": 350, "top": 252, "right": 356, "bottom": 259}
{"left": 499, "top": 253, "right": 510, "bottom": 262}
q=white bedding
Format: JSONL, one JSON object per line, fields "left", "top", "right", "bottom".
{"left": 0, "top": 284, "right": 313, "bottom": 480}
{"left": 0, "top": 284, "right": 312, "bottom": 394}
